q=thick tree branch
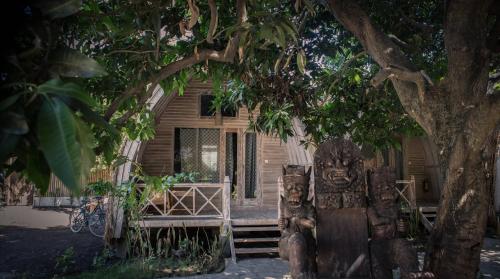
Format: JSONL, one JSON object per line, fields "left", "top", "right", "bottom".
{"left": 371, "top": 67, "right": 433, "bottom": 103}
{"left": 444, "top": 0, "right": 492, "bottom": 98}
{"left": 206, "top": 0, "right": 218, "bottom": 44}
{"left": 325, "top": 0, "right": 435, "bottom": 134}
{"left": 104, "top": 0, "right": 247, "bottom": 124}
{"left": 104, "top": 83, "right": 144, "bottom": 121}
{"left": 187, "top": 0, "right": 200, "bottom": 29}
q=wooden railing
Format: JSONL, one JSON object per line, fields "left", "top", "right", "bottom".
{"left": 139, "top": 176, "right": 231, "bottom": 219}
{"left": 396, "top": 175, "right": 417, "bottom": 209}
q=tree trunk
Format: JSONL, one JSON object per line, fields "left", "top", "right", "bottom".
{"left": 426, "top": 128, "right": 496, "bottom": 278}
{"left": 324, "top": 0, "right": 499, "bottom": 277}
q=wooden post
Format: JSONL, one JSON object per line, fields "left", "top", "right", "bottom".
{"left": 223, "top": 176, "right": 231, "bottom": 222}
{"left": 410, "top": 175, "right": 417, "bottom": 209}
{"left": 221, "top": 176, "right": 236, "bottom": 262}
{"left": 277, "top": 175, "right": 283, "bottom": 221}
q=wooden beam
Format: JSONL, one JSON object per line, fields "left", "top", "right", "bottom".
{"left": 130, "top": 218, "right": 223, "bottom": 228}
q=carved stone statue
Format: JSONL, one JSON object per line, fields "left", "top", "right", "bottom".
{"left": 279, "top": 165, "right": 317, "bottom": 279}
{"left": 314, "top": 139, "right": 370, "bottom": 278}
{"left": 367, "top": 167, "right": 420, "bottom": 279}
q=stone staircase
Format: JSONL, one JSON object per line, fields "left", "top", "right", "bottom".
{"left": 229, "top": 219, "right": 280, "bottom": 262}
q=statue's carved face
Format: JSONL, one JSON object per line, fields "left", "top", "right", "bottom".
{"left": 368, "top": 168, "right": 398, "bottom": 207}
{"left": 282, "top": 166, "right": 311, "bottom": 207}
{"left": 320, "top": 151, "right": 356, "bottom": 188}
{"left": 316, "top": 140, "right": 362, "bottom": 191}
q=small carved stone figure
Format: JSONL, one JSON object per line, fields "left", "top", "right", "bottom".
{"left": 279, "top": 165, "right": 317, "bottom": 279}
{"left": 314, "top": 139, "right": 370, "bottom": 278}
{"left": 367, "top": 167, "right": 420, "bottom": 279}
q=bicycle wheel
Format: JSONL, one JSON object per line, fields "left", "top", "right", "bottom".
{"left": 88, "top": 208, "right": 106, "bottom": 238}
{"left": 69, "top": 207, "right": 85, "bottom": 233}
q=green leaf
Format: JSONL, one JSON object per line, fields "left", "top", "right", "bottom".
{"left": 238, "top": 30, "right": 250, "bottom": 48}
{"left": 0, "top": 112, "right": 29, "bottom": 135}
{"left": 278, "top": 22, "right": 297, "bottom": 42}
{"left": 36, "top": 0, "right": 82, "bottom": 19}
{"left": 37, "top": 98, "right": 90, "bottom": 193}
{"left": 101, "top": 135, "right": 117, "bottom": 165}
{"left": 354, "top": 73, "right": 361, "bottom": 84}
{"left": 74, "top": 117, "right": 96, "bottom": 181}
{"left": 26, "top": 151, "right": 51, "bottom": 194}
{"left": 274, "top": 53, "right": 284, "bottom": 73}
{"left": 49, "top": 48, "right": 107, "bottom": 78}
{"left": 274, "top": 25, "right": 286, "bottom": 48}
{"left": 258, "top": 25, "right": 275, "bottom": 44}
{"left": 75, "top": 103, "right": 119, "bottom": 136}
{"left": 102, "top": 16, "right": 118, "bottom": 33}
{"left": 38, "top": 79, "right": 96, "bottom": 107}
{"left": 297, "top": 50, "right": 306, "bottom": 74}
{"left": 0, "top": 94, "right": 22, "bottom": 111}
{"left": 112, "top": 156, "right": 129, "bottom": 167}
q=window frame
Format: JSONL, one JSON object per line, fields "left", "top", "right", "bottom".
{"left": 173, "top": 127, "right": 221, "bottom": 183}
{"left": 198, "top": 93, "right": 238, "bottom": 119}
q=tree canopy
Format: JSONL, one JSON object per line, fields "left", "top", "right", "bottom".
{"left": 0, "top": 0, "right": 428, "bottom": 193}
{"left": 1, "top": 0, "right": 499, "bottom": 277}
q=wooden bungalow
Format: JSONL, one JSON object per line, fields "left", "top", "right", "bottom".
{"left": 110, "top": 80, "right": 444, "bottom": 258}
{"left": 111, "top": 80, "right": 313, "bottom": 258}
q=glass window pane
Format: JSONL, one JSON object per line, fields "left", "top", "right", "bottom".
{"left": 225, "top": 133, "right": 237, "bottom": 195}
{"left": 174, "top": 128, "right": 197, "bottom": 174}
{"left": 199, "top": 129, "right": 220, "bottom": 183}
{"left": 175, "top": 128, "right": 220, "bottom": 183}
{"left": 200, "top": 95, "right": 215, "bottom": 117}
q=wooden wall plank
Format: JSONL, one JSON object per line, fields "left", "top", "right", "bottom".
{"left": 140, "top": 83, "right": 292, "bottom": 209}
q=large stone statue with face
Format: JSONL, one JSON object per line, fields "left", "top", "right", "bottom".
{"left": 279, "top": 165, "right": 317, "bottom": 279}
{"left": 367, "top": 167, "right": 423, "bottom": 279}
{"left": 314, "top": 139, "right": 370, "bottom": 278}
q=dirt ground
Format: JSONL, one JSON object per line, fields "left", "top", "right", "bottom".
{"left": 0, "top": 206, "right": 104, "bottom": 278}
{"left": 0, "top": 206, "right": 499, "bottom": 279}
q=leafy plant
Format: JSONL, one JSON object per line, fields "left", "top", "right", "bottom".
{"left": 0, "top": 1, "right": 117, "bottom": 195}
{"left": 55, "top": 246, "right": 76, "bottom": 274}
{"left": 87, "top": 180, "right": 113, "bottom": 196}
{"left": 92, "top": 248, "right": 114, "bottom": 269}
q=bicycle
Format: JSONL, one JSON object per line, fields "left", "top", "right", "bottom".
{"left": 69, "top": 196, "right": 106, "bottom": 238}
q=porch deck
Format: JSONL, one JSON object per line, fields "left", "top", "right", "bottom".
{"left": 131, "top": 178, "right": 278, "bottom": 228}
{"left": 231, "top": 206, "right": 278, "bottom": 226}
{"left": 133, "top": 207, "right": 278, "bottom": 228}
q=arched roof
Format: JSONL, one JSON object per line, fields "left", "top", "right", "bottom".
{"left": 114, "top": 85, "right": 313, "bottom": 186}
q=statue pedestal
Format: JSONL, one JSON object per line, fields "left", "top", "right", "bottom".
{"left": 317, "top": 208, "right": 370, "bottom": 279}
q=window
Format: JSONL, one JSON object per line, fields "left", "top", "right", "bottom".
{"left": 244, "top": 133, "right": 257, "bottom": 198}
{"left": 225, "top": 133, "right": 238, "bottom": 197}
{"left": 200, "top": 94, "right": 237, "bottom": 118}
{"left": 200, "top": 95, "right": 215, "bottom": 117}
{"left": 174, "top": 128, "right": 220, "bottom": 183}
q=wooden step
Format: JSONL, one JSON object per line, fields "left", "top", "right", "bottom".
{"left": 419, "top": 206, "right": 437, "bottom": 212}
{"left": 232, "top": 226, "right": 280, "bottom": 232}
{"left": 234, "top": 237, "right": 280, "bottom": 243}
{"left": 232, "top": 218, "right": 278, "bottom": 226}
{"left": 423, "top": 213, "right": 436, "bottom": 218}
{"left": 235, "top": 247, "right": 279, "bottom": 254}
